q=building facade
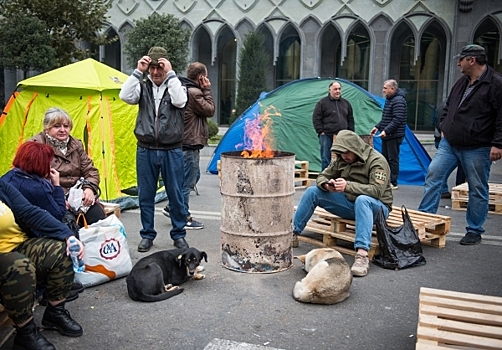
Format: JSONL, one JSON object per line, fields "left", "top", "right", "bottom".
{"left": 5, "top": 0, "right": 502, "bottom": 131}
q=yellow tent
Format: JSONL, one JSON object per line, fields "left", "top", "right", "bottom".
{"left": 0, "top": 59, "right": 138, "bottom": 200}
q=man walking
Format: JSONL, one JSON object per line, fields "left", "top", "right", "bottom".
{"left": 312, "top": 80, "right": 354, "bottom": 171}
{"left": 163, "top": 62, "right": 215, "bottom": 230}
{"left": 370, "top": 79, "right": 407, "bottom": 189}
{"left": 293, "top": 130, "right": 393, "bottom": 277}
{"left": 418, "top": 44, "right": 502, "bottom": 245}
{"left": 119, "top": 46, "right": 190, "bottom": 252}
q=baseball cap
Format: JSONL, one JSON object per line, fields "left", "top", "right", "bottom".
{"left": 453, "top": 44, "right": 486, "bottom": 60}
{"left": 147, "top": 46, "right": 168, "bottom": 66}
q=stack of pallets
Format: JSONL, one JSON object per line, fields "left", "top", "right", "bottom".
{"left": 451, "top": 182, "right": 502, "bottom": 215}
{"left": 297, "top": 206, "right": 451, "bottom": 259}
{"left": 416, "top": 287, "right": 502, "bottom": 349}
{"left": 294, "top": 161, "right": 311, "bottom": 189}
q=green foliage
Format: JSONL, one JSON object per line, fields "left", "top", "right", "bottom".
{"left": 207, "top": 118, "right": 219, "bottom": 139}
{"left": 0, "top": 13, "right": 55, "bottom": 72}
{"left": 123, "top": 13, "right": 191, "bottom": 72}
{"left": 235, "top": 31, "right": 269, "bottom": 119}
{"left": 0, "top": 0, "right": 112, "bottom": 68}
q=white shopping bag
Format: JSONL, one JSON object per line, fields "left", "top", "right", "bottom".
{"left": 75, "top": 214, "right": 132, "bottom": 287}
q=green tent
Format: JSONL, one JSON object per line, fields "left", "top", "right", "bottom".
{"left": 0, "top": 59, "right": 138, "bottom": 200}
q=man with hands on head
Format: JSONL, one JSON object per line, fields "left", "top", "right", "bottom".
{"left": 119, "top": 46, "right": 189, "bottom": 253}
{"left": 292, "top": 130, "right": 393, "bottom": 277}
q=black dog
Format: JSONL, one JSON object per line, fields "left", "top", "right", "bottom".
{"left": 126, "top": 247, "right": 207, "bottom": 302}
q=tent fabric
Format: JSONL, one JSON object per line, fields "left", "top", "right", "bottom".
{"left": 0, "top": 59, "right": 138, "bottom": 200}
{"left": 207, "top": 77, "right": 431, "bottom": 186}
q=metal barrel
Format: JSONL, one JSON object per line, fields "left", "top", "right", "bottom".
{"left": 220, "top": 151, "right": 295, "bottom": 273}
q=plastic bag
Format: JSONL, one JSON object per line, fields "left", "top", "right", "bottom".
{"left": 75, "top": 214, "right": 132, "bottom": 287}
{"left": 372, "top": 206, "right": 426, "bottom": 270}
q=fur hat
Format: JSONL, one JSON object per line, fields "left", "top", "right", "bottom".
{"left": 147, "top": 47, "right": 168, "bottom": 66}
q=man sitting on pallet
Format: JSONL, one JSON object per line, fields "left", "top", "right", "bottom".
{"left": 293, "top": 130, "right": 393, "bottom": 277}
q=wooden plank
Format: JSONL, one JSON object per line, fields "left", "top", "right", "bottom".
{"left": 420, "top": 295, "right": 502, "bottom": 316}
{"left": 101, "top": 202, "right": 121, "bottom": 218}
{"left": 417, "top": 325, "right": 502, "bottom": 349}
{"left": 420, "top": 287, "right": 502, "bottom": 306}
{"left": 451, "top": 199, "right": 502, "bottom": 215}
{"left": 419, "top": 314, "right": 502, "bottom": 340}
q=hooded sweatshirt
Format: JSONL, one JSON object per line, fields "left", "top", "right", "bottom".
{"left": 316, "top": 130, "right": 393, "bottom": 211}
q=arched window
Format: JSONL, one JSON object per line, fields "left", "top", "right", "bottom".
{"left": 474, "top": 18, "right": 502, "bottom": 73}
{"left": 339, "top": 24, "right": 370, "bottom": 90}
{"left": 276, "top": 26, "right": 301, "bottom": 87}
{"left": 103, "top": 28, "right": 121, "bottom": 71}
{"left": 218, "top": 28, "right": 236, "bottom": 125}
{"left": 319, "top": 24, "right": 341, "bottom": 78}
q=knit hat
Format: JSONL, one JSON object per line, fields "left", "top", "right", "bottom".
{"left": 147, "top": 46, "right": 168, "bottom": 66}
{"left": 453, "top": 44, "right": 486, "bottom": 60}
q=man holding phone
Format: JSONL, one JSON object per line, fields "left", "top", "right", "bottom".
{"left": 162, "top": 62, "right": 215, "bottom": 230}
{"left": 293, "top": 130, "right": 393, "bottom": 277}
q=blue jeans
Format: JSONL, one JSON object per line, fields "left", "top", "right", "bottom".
{"left": 293, "top": 186, "right": 389, "bottom": 251}
{"left": 418, "top": 138, "right": 491, "bottom": 235}
{"left": 183, "top": 149, "right": 200, "bottom": 218}
{"left": 136, "top": 147, "right": 187, "bottom": 241}
{"left": 319, "top": 134, "right": 333, "bottom": 171}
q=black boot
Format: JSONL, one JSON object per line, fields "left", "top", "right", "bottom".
{"left": 41, "top": 302, "right": 83, "bottom": 337}
{"left": 13, "top": 318, "right": 55, "bottom": 350}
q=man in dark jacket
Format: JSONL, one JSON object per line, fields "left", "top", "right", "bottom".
{"left": 119, "top": 46, "right": 189, "bottom": 252}
{"left": 162, "top": 62, "right": 215, "bottom": 230}
{"left": 419, "top": 44, "right": 502, "bottom": 245}
{"left": 370, "top": 79, "right": 407, "bottom": 189}
{"left": 293, "top": 130, "right": 393, "bottom": 277}
{"left": 312, "top": 81, "right": 354, "bottom": 171}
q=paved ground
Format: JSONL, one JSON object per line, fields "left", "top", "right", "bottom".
{"left": 2, "top": 156, "right": 501, "bottom": 350}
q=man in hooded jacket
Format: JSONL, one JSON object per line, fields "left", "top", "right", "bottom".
{"left": 293, "top": 130, "right": 393, "bottom": 277}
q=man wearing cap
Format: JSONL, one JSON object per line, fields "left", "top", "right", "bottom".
{"left": 293, "top": 130, "right": 393, "bottom": 277}
{"left": 418, "top": 44, "right": 502, "bottom": 245}
{"left": 119, "top": 46, "right": 190, "bottom": 252}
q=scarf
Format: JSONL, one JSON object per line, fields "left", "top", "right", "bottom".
{"left": 45, "top": 133, "right": 69, "bottom": 155}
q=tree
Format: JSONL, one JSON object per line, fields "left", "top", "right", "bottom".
{"left": 0, "top": 0, "right": 112, "bottom": 68}
{"left": 0, "top": 13, "right": 56, "bottom": 75}
{"left": 234, "top": 31, "right": 269, "bottom": 123}
{"left": 123, "top": 13, "right": 191, "bottom": 73}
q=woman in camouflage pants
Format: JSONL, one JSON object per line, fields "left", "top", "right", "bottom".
{"left": 0, "top": 180, "right": 84, "bottom": 350}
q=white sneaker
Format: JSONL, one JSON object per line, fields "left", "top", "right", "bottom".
{"left": 390, "top": 184, "right": 398, "bottom": 190}
{"left": 351, "top": 253, "right": 370, "bottom": 277}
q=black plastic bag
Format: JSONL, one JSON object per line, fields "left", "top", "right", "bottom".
{"left": 373, "top": 206, "right": 426, "bottom": 270}
{"left": 62, "top": 210, "right": 80, "bottom": 239}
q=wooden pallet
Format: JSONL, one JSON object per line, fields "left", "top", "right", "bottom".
{"left": 416, "top": 287, "right": 502, "bottom": 349}
{"left": 297, "top": 206, "right": 451, "bottom": 258}
{"left": 0, "top": 306, "right": 14, "bottom": 347}
{"left": 294, "top": 160, "right": 311, "bottom": 189}
{"left": 451, "top": 182, "right": 502, "bottom": 215}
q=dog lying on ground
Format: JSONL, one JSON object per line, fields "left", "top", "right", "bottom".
{"left": 126, "top": 247, "right": 207, "bottom": 302}
{"left": 293, "top": 248, "right": 352, "bottom": 305}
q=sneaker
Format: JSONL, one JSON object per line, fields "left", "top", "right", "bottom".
{"left": 351, "top": 253, "right": 370, "bottom": 277}
{"left": 185, "top": 218, "right": 204, "bottom": 230}
{"left": 441, "top": 192, "right": 452, "bottom": 199}
{"left": 460, "top": 232, "right": 482, "bottom": 245}
{"left": 390, "top": 184, "right": 399, "bottom": 190}
{"left": 162, "top": 206, "right": 170, "bottom": 217}
{"left": 292, "top": 234, "right": 299, "bottom": 248}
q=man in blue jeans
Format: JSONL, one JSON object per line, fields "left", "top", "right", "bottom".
{"left": 312, "top": 81, "right": 354, "bottom": 171}
{"left": 293, "top": 130, "right": 393, "bottom": 277}
{"left": 162, "top": 62, "right": 215, "bottom": 230}
{"left": 119, "top": 46, "right": 190, "bottom": 252}
{"left": 418, "top": 44, "right": 502, "bottom": 245}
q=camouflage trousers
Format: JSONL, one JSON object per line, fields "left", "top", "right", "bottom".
{"left": 0, "top": 237, "right": 73, "bottom": 324}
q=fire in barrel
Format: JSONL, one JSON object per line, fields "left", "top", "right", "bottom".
{"left": 220, "top": 107, "right": 294, "bottom": 273}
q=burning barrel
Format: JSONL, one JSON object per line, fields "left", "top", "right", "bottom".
{"left": 220, "top": 151, "right": 295, "bottom": 273}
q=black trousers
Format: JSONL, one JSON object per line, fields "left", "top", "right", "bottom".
{"left": 381, "top": 137, "right": 404, "bottom": 186}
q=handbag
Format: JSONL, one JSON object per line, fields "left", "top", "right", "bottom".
{"left": 372, "top": 206, "right": 426, "bottom": 270}
{"left": 74, "top": 214, "right": 132, "bottom": 287}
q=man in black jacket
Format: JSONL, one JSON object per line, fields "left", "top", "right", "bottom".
{"left": 370, "top": 79, "right": 407, "bottom": 190}
{"left": 312, "top": 81, "right": 354, "bottom": 171}
{"left": 418, "top": 44, "right": 502, "bottom": 245}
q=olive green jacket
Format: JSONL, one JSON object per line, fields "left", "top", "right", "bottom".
{"left": 316, "top": 130, "right": 393, "bottom": 211}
